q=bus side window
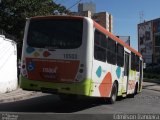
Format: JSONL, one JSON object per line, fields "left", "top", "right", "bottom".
{"left": 107, "top": 37, "right": 116, "bottom": 65}
{"left": 136, "top": 55, "right": 140, "bottom": 71}
{"left": 94, "top": 30, "right": 107, "bottom": 62}
{"left": 117, "top": 43, "right": 124, "bottom": 67}
{"left": 94, "top": 46, "right": 106, "bottom": 62}
{"left": 131, "top": 52, "right": 136, "bottom": 70}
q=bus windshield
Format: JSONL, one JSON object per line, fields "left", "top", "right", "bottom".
{"left": 27, "top": 19, "right": 83, "bottom": 49}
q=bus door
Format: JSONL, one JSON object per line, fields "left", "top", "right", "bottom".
{"left": 139, "top": 60, "right": 143, "bottom": 91}
{"left": 124, "top": 52, "right": 130, "bottom": 94}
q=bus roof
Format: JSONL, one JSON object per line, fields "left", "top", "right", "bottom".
{"left": 93, "top": 21, "right": 142, "bottom": 57}
{"left": 30, "top": 15, "right": 84, "bottom": 20}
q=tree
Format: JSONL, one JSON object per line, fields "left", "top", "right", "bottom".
{"left": 0, "top": 0, "right": 69, "bottom": 58}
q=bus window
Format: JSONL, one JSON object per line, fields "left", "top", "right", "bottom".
{"left": 27, "top": 19, "right": 83, "bottom": 49}
{"left": 94, "top": 45, "right": 106, "bottom": 62}
{"left": 135, "top": 55, "right": 140, "bottom": 71}
{"left": 107, "top": 37, "right": 116, "bottom": 65}
{"left": 94, "top": 30, "right": 107, "bottom": 48}
{"left": 124, "top": 52, "right": 130, "bottom": 76}
{"left": 117, "top": 43, "right": 124, "bottom": 67}
{"left": 94, "top": 30, "right": 101, "bottom": 45}
{"left": 131, "top": 52, "right": 136, "bottom": 70}
{"left": 94, "top": 30, "right": 107, "bottom": 62}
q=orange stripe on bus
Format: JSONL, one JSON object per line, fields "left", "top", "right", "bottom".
{"left": 94, "top": 21, "right": 142, "bottom": 57}
{"left": 31, "top": 15, "right": 84, "bottom": 20}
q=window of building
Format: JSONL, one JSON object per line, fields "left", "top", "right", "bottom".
{"left": 145, "top": 31, "right": 151, "bottom": 41}
{"left": 155, "top": 47, "right": 160, "bottom": 55}
{"left": 155, "top": 35, "right": 160, "bottom": 46}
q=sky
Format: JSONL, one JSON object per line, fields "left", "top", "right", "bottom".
{"left": 54, "top": 0, "right": 160, "bottom": 50}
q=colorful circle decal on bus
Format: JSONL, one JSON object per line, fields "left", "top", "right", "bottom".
{"left": 26, "top": 47, "right": 35, "bottom": 54}
{"left": 96, "top": 66, "right": 102, "bottom": 78}
{"left": 43, "top": 51, "right": 51, "bottom": 57}
{"left": 33, "top": 52, "right": 40, "bottom": 57}
{"left": 116, "top": 67, "right": 121, "bottom": 79}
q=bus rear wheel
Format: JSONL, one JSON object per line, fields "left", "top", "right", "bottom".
{"left": 108, "top": 83, "right": 118, "bottom": 104}
{"left": 128, "top": 83, "right": 138, "bottom": 98}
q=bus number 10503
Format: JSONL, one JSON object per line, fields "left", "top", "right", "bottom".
{"left": 64, "top": 54, "right": 77, "bottom": 60}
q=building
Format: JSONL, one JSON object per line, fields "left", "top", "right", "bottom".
{"left": 92, "top": 12, "right": 113, "bottom": 33}
{"left": 71, "top": 2, "right": 113, "bottom": 33}
{"left": 117, "top": 36, "right": 130, "bottom": 46}
{"left": 78, "top": 2, "right": 96, "bottom": 14}
{"left": 71, "top": 2, "right": 135, "bottom": 46}
{"left": 138, "top": 18, "right": 160, "bottom": 64}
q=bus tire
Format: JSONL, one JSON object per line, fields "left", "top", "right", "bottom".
{"left": 134, "top": 83, "right": 138, "bottom": 95}
{"left": 128, "top": 83, "right": 138, "bottom": 98}
{"left": 108, "top": 83, "right": 118, "bottom": 104}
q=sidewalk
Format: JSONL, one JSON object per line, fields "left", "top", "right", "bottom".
{"left": 0, "top": 87, "right": 42, "bottom": 103}
{"left": 143, "top": 78, "right": 160, "bottom": 84}
{"left": 143, "top": 82, "right": 160, "bottom": 92}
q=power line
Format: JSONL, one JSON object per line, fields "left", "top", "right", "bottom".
{"left": 53, "top": 0, "right": 59, "bottom": 3}
{"left": 67, "top": 0, "right": 82, "bottom": 11}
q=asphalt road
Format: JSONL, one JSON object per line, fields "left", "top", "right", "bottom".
{"left": 0, "top": 89, "right": 160, "bottom": 120}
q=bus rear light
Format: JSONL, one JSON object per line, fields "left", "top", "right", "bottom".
{"left": 80, "top": 64, "right": 84, "bottom": 67}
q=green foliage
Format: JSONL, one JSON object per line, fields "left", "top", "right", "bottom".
{"left": 0, "top": 0, "right": 69, "bottom": 58}
{"left": 144, "top": 73, "right": 160, "bottom": 79}
{"left": 144, "top": 66, "right": 160, "bottom": 79}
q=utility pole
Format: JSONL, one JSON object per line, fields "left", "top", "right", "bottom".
{"left": 139, "top": 11, "right": 144, "bottom": 23}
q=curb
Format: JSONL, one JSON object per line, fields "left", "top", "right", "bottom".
{"left": 0, "top": 89, "right": 37, "bottom": 103}
{"left": 143, "top": 82, "right": 160, "bottom": 92}
{"left": 143, "top": 87, "right": 160, "bottom": 92}
{"left": 143, "top": 78, "right": 160, "bottom": 84}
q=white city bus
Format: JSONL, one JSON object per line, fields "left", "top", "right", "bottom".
{"left": 20, "top": 16, "right": 143, "bottom": 103}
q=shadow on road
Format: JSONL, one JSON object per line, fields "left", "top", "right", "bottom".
{"left": 0, "top": 94, "right": 119, "bottom": 113}
{"left": 143, "top": 84, "right": 158, "bottom": 89}
{"left": 142, "top": 83, "right": 160, "bottom": 92}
